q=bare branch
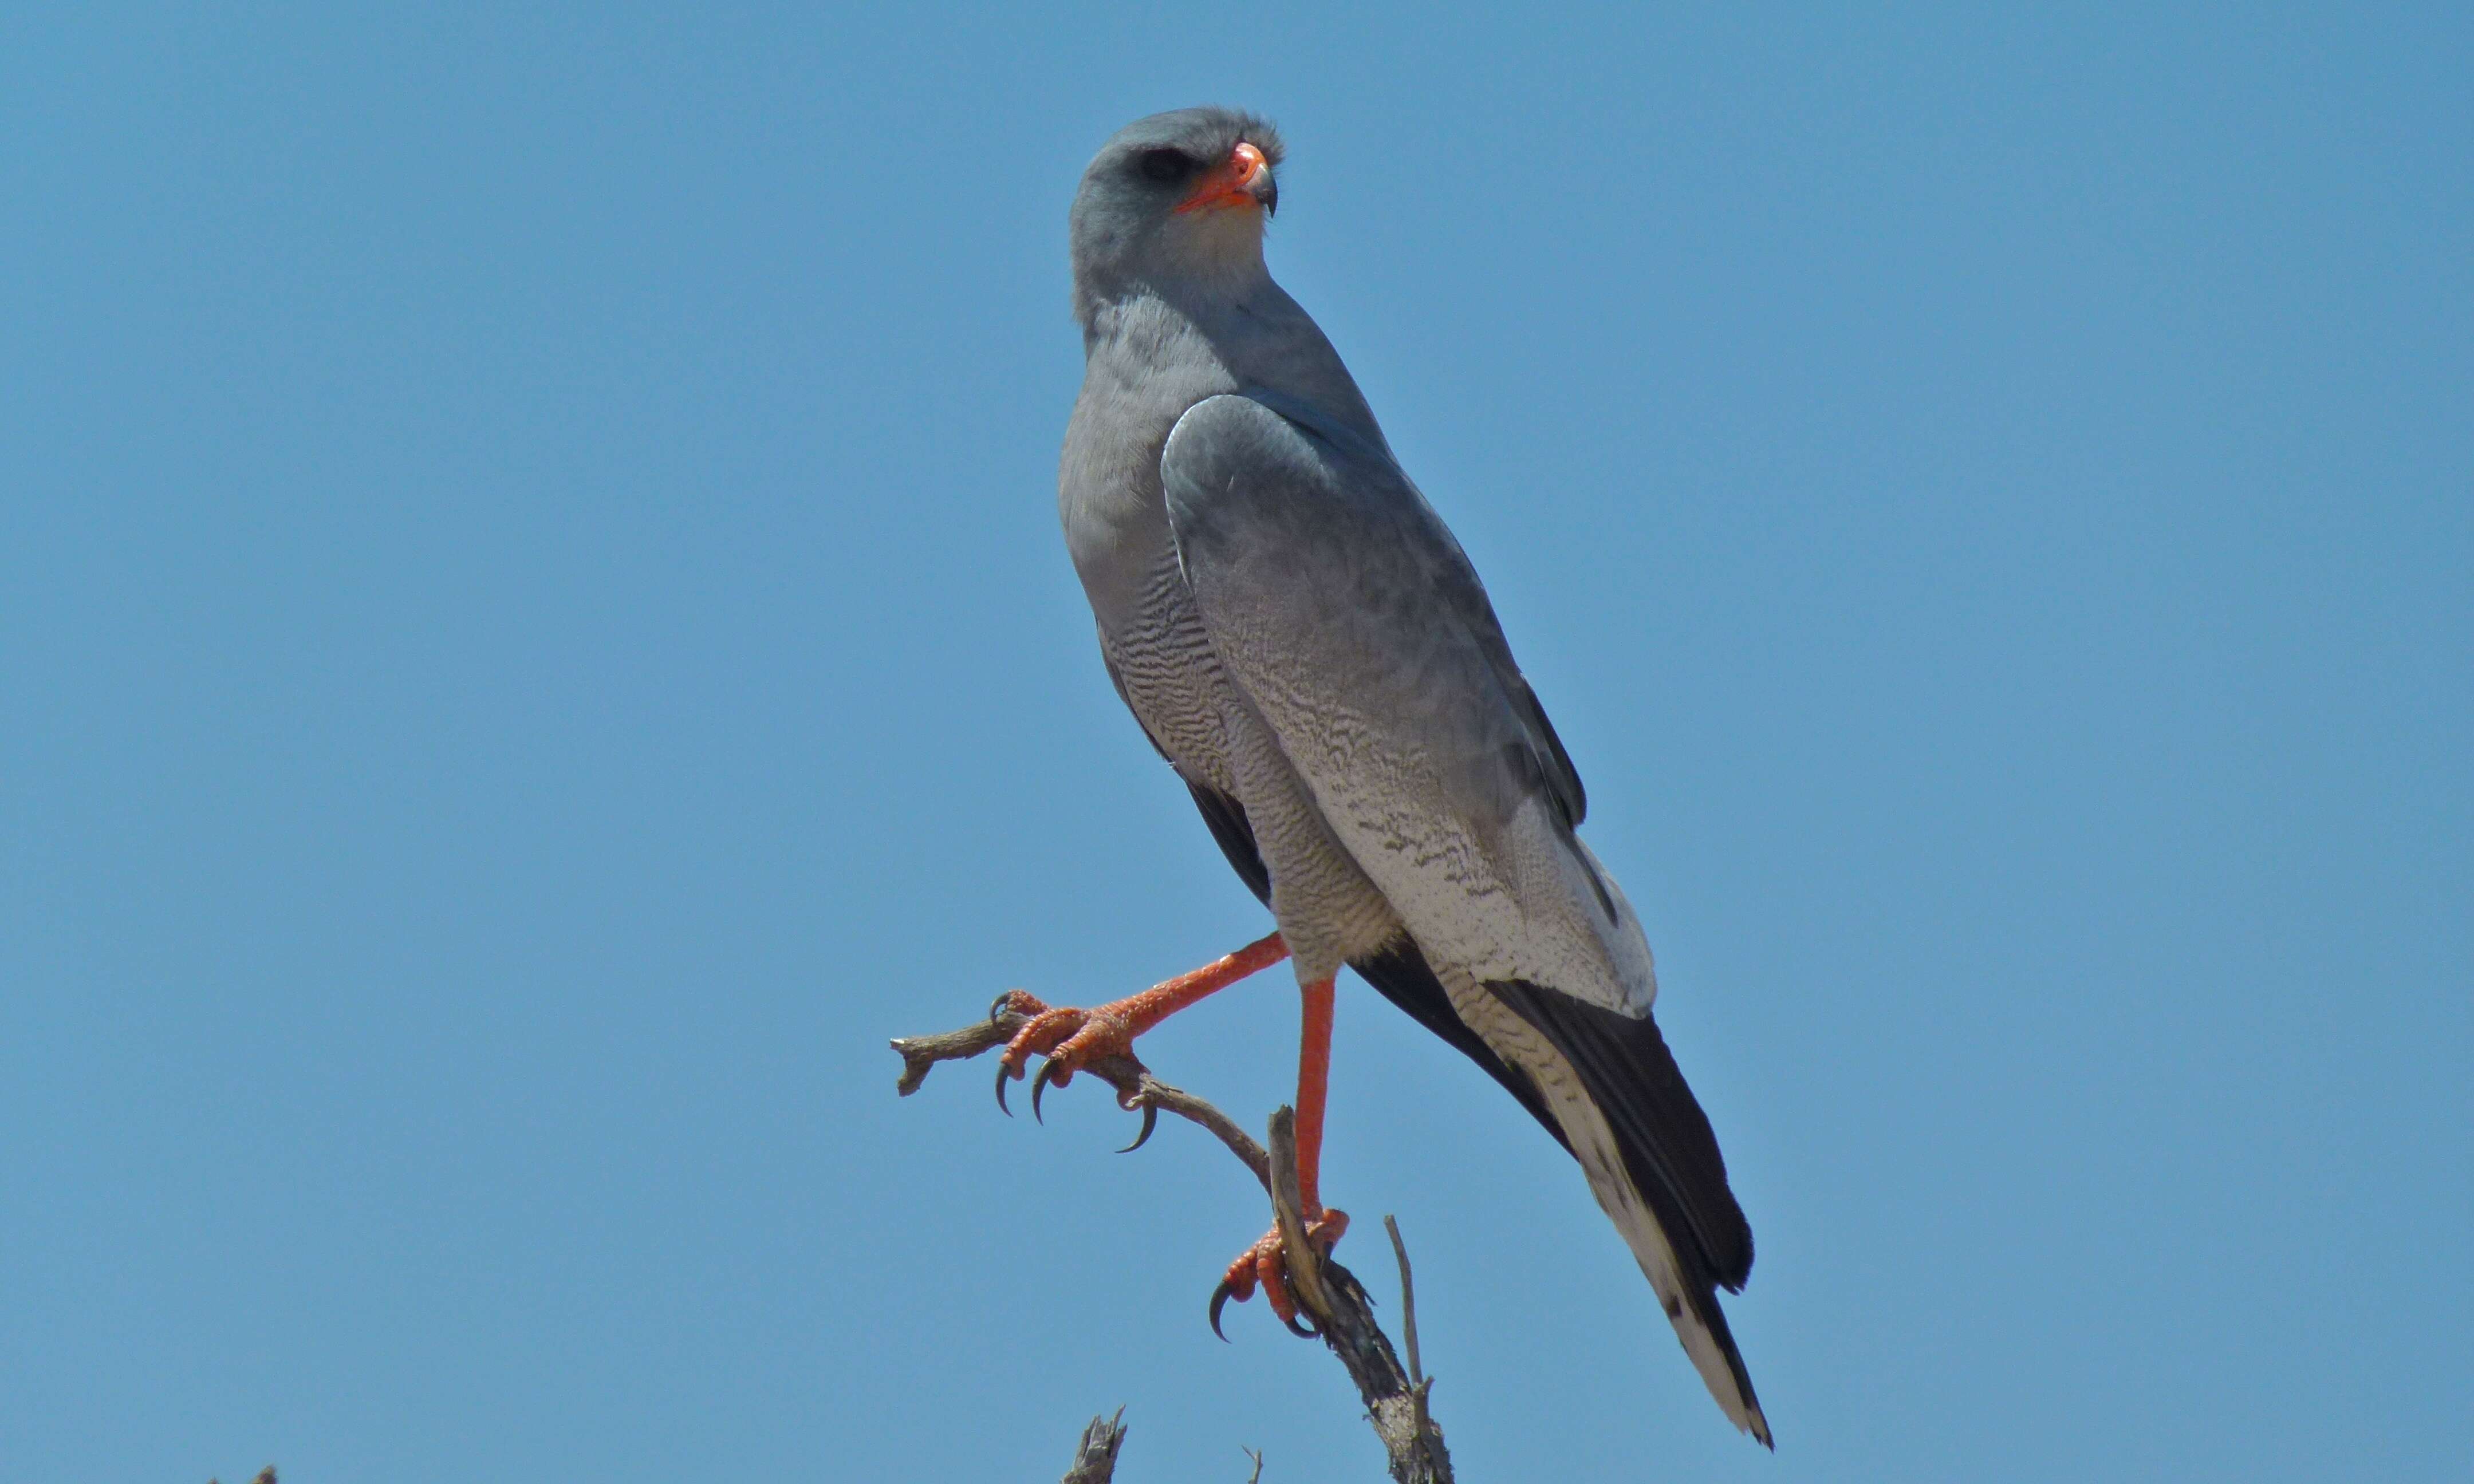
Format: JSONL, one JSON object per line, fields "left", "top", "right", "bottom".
{"left": 1384, "top": 1215, "right": 1423, "bottom": 1390}
{"left": 893, "top": 1008, "right": 1454, "bottom": 1482}
{"left": 1267, "top": 1107, "right": 1337, "bottom": 1320}
{"left": 1385, "top": 1214, "right": 1434, "bottom": 1444}
{"left": 1060, "top": 1408, "right": 1127, "bottom": 1484}
{"left": 1264, "top": 1110, "right": 1455, "bottom": 1484}
{"left": 892, "top": 1004, "right": 1270, "bottom": 1190}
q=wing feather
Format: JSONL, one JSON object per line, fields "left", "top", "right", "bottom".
{"left": 1159, "top": 392, "right": 1765, "bottom": 1440}
{"left": 1160, "top": 392, "right": 1640, "bottom": 1008}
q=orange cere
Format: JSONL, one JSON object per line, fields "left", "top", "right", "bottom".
{"left": 1175, "top": 140, "right": 1268, "bottom": 214}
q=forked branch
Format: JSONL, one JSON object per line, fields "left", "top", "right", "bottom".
{"left": 894, "top": 1003, "right": 1452, "bottom": 1482}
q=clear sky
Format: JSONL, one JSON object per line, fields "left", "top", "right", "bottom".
{"left": 5, "top": 3, "right": 2467, "bottom": 1480}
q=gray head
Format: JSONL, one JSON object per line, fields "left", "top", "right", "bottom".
{"left": 1069, "top": 107, "right": 1285, "bottom": 323}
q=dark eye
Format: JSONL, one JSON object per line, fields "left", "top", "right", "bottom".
{"left": 1136, "top": 148, "right": 1193, "bottom": 183}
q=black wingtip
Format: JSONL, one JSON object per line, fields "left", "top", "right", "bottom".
{"left": 1487, "top": 979, "right": 1752, "bottom": 1289}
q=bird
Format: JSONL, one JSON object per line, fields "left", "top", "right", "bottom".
{"left": 992, "top": 106, "right": 1770, "bottom": 1448}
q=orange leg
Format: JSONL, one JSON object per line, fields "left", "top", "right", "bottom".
{"left": 994, "top": 932, "right": 1289, "bottom": 1118}
{"left": 1292, "top": 973, "right": 1336, "bottom": 1218}
{"left": 1211, "top": 974, "right": 1351, "bottom": 1339}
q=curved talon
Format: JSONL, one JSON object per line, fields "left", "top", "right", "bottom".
{"left": 1207, "top": 1214, "right": 1346, "bottom": 1340}
{"left": 1030, "top": 1057, "right": 1066, "bottom": 1122}
{"left": 994, "top": 1057, "right": 1015, "bottom": 1116}
{"left": 987, "top": 992, "right": 1014, "bottom": 1023}
{"left": 1207, "top": 1276, "right": 1237, "bottom": 1345}
{"left": 1116, "top": 1100, "right": 1158, "bottom": 1154}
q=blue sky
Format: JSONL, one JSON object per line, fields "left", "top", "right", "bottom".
{"left": 4, "top": 3, "right": 2466, "bottom": 1479}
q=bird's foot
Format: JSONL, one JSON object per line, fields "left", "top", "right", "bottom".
{"left": 989, "top": 989, "right": 1150, "bottom": 1129}
{"left": 1210, "top": 1208, "right": 1349, "bottom": 1339}
{"left": 985, "top": 936, "right": 1291, "bottom": 1129}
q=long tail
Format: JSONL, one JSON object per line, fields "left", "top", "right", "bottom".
{"left": 1183, "top": 777, "right": 1768, "bottom": 1443}
{"left": 1490, "top": 978, "right": 1771, "bottom": 1449}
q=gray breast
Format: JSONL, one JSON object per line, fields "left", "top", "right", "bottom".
{"left": 1058, "top": 291, "right": 1409, "bottom": 976}
{"left": 1062, "top": 427, "right": 1403, "bottom": 977}
{"left": 1059, "top": 305, "right": 1248, "bottom": 792}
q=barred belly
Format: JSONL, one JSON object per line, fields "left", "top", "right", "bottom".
{"left": 1103, "top": 548, "right": 1401, "bottom": 981}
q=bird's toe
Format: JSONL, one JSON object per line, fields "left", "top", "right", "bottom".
{"left": 1207, "top": 1214, "right": 1346, "bottom": 1339}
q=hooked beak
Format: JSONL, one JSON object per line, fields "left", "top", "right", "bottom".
{"left": 1175, "top": 140, "right": 1277, "bottom": 218}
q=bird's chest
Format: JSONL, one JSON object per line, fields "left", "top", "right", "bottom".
{"left": 1061, "top": 380, "right": 1249, "bottom": 787}
{"left": 1058, "top": 420, "right": 1173, "bottom": 628}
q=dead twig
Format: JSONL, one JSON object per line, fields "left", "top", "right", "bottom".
{"left": 1264, "top": 1108, "right": 1453, "bottom": 1484}
{"left": 1059, "top": 1407, "right": 1128, "bottom": 1484}
{"left": 1267, "top": 1106, "right": 1337, "bottom": 1321}
{"left": 1384, "top": 1215, "right": 1423, "bottom": 1387}
{"left": 892, "top": 1004, "right": 1268, "bottom": 1190}
{"left": 1385, "top": 1214, "right": 1435, "bottom": 1441}
{"left": 893, "top": 1005, "right": 1453, "bottom": 1482}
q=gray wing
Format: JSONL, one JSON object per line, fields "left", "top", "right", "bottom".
{"left": 1219, "top": 387, "right": 1588, "bottom": 831}
{"left": 1159, "top": 391, "right": 1645, "bottom": 1011}
{"left": 1100, "top": 645, "right": 1575, "bottom": 1149}
{"left": 1160, "top": 392, "right": 1768, "bottom": 1444}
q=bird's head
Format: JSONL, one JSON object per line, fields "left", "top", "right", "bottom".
{"left": 1069, "top": 107, "right": 1284, "bottom": 321}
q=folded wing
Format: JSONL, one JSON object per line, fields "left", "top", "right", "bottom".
{"left": 1159, "top": 393, "right": 1767, "bottom": 1442}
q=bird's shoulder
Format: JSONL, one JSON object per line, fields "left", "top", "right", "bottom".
{"left": 1160, "top": 392, "right": 1587, "bottom": 831}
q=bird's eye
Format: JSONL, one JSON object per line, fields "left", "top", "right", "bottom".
{"left": 1136, "top": 148, "right": 1194, "bottom": 183}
